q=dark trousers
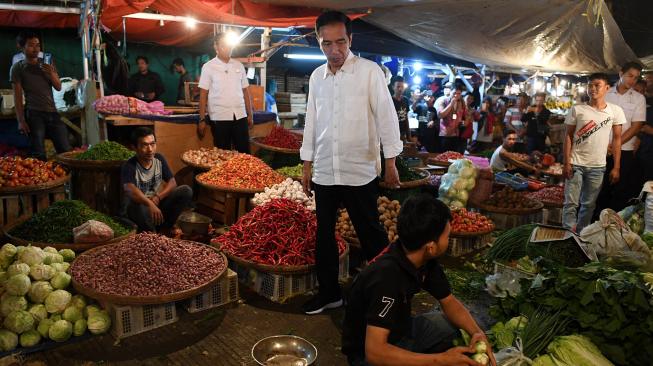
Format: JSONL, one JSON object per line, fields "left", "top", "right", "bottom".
{"left": 347, "top": 312, "right": 457, "bottom": 366}
{"left": 418, "top": 123, "right": 440, "bottom": 153}
{"left": 126, "top": 185, "right": 193, "bottom": 232}
{"left": 440, "top": 136, "right": 461, "bottom": 153}
{"left": 595, "top": 151, "right": 639, "bottom": 217}
{"left": 210, "top": 116, "right": 250, "bottom": 154}
{"left": 313, "top": 179, "right": 388, "bottom": 299}
{"left": 25, "top": 109, "right": 71, "bottom": 160}
{"left": 527, "top": 135, "right": 546, "bottom": 154}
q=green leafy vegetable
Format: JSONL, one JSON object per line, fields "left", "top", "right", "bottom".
{"left": 77, "top": 141, "right": 134, "bottom": 161}
{"left": 547, "top": 335, "right": 613, "bottom": 366}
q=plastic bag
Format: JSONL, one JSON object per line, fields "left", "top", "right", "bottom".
{"left": 643, "top": 181, "right": 653, "bottom": 233}
{"left": 580, "top": 209, "right": 653, "bottom": 270}
{"left": 438, "top": 159, "right": 477, "bottom": 208}
{"left": 52, "top": 77, "right": 78, "bottom": 111}
{"left": 73, "top": 220, "right": 114, "bottom": 243}
{"left": 495, "top": 339, "right": 533, "bottom": 366}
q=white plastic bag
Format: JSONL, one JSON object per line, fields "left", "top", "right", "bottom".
{"left": 73, "top": 220, "right": 114, "bottom": 243}
{"left": 438, "top": 159, "right": 477, "bottom": 208}
{"left": 52, "top": 77, "right": 78, "bottom": 111}
{"left": 495, "top": 339, "right": 533, "bottom": 366}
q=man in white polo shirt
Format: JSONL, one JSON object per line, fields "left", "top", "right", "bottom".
{"left": 300, "top": 11, "right": 402, "bottom": 315}
{"left": 563, "top": 73, "right": 625, "bottom": 233}
{"left": 595, "top": 61, "right": 647, "bottom": 215}
{"left": 197, "top": 33, "right": 254, "bottom": 153}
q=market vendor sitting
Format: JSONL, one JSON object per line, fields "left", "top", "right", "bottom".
{"left": 342, "top": 194, "right": 495, "bottom": 366}
{"left": 120, "top": 127, "right": 193, "bottom": 233}
{"left": 489, "top": 129, "right": 518, "bottom": 172}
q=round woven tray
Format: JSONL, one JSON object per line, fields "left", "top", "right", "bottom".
{"left": 0, "top": 174, "right": 70, "bottom": 195}
{"left": 1, "top": 215, "right": 136, "bottom": 251}
{"left": 71, "top": 242, "right": 228, "bottom": 305}
{"left": 195, "top": 174, "right": 276, "bottom": 195}
{"left": 476, "top": 200, "right": 544, "bottom": 215}
{"left": 56, "top": 151, "right": 127, "bottom": 169}
{"left": 450, "top": 225, "right": 495, "bottom": 238}
{"left": 540, "top": 200, "right": 563, "bottom": 208}
{"left": 180, "top": 155, "right": 217, "bottom": 171}
{"left": 221, "top": 244, "right": 349, "bottom": 275}
{"left": 379, "top": 169, "right": 430, "bottom": 189}
{"left": 426, "top": 158, "right": 452, "bottom": 167}
{"left": 250, "top": 137, "right": 300, "bottom": 154}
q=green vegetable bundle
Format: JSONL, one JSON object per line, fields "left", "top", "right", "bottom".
{"left": 275, "top": 164, "right": 303, "bottom": 177}
{"left": 395, "top": 156, "right": 422, "bottom": 181}
{"left": 77, "top": 141, "right": 134, "bottom": 161}
{"left": 491, "top": 262, "right": 653, "bottom": 365}
{"left": 11, "top": 200, "right": 130, "bottom": 244}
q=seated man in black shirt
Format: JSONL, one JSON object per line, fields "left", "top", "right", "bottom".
{"left": 342, "top": 194, "right": 495, "bottom": 366}
{"left": 121, "top": 127, "right": 193, "bottom": 233}
{"left": 128, "top": 56, "right": 165, "bottom": 102}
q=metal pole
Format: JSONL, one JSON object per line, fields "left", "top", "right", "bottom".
{"left": 260, "top": 27, "right": 271, "bottom": 93}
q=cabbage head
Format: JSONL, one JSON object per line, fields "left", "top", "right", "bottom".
{"left": 6, "top": 273, "right": 31, "bottom": 296}
{"left": 28, "top": 304, "right": 48, "bottom": 323}
{"left": 1, "top": 243, "right": 17, "bottom": 260}
{"left": 49, "top": 320, "right": 73, "bottom": 342}
{"left": 59, "top": 249, "right": 75, "bottom": 262}
{"left": 30, "top": 264, "right": 55, "bottom": 281}
{"left": 28, "top": 281, "right": 53, "bottom": 304}
{"left": 1, "top": 295, "right": 27, "bottom": 316}
{"left": 73, "top": 319, "right": 87, "bottom": 337}
{"left": 63, "top": 306, "right": 83, "bottom": 323}
{"left": 0, "top": 329, "right": 18, "bottom": 351}
{"left": 43, "top": 253, "right": 64, "bottom": 265}
{"left": 43, "top": 247, "right": 58, "bottom": 254}
{"left": 37, "top": 318, "right": 53, "bottom": 338}
{"left": 84, "top": 304, "right": 101, "bottom": 318}
{"left": 50, "top": 272, "right": 71, "bottom": 290}
{"left": 70, "top": 295, "right": 87, "bottom": 310}
{"left": 45, "top": 290, "right": 72, "bottom": 313}
{"left": 547, "top": 335, "right": 613, "bottom": 366}
{"left": 19, "top": 329, "right": 41, "bottom": 348}
{"left": 18, "top": 246, "right": 45, "bottom": 266}
{"left": 87, "top": 311, "right": 111, "bottom": 335}
{"left": 7, "top": 263, "right": 30, "bottom": 277}
{"left": 4, "top": 310, "right": 35, "bottom": 334}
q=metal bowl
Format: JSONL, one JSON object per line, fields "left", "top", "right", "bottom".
{"left": 251, "top": 335, "right": 317, "bottom": 366}
{"left": 176, "top": 211, "right": 212, "bottom": 236}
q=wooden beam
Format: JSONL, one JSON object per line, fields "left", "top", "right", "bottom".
{"left": 60, "top": 116, "right": 82, "bottom": 136}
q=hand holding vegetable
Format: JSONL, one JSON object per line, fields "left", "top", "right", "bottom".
{"left": 433, "top": 346, "right": 482, "bottom": 366}
{"left": 469, "top": 335, "right": 496, "bottom": 366}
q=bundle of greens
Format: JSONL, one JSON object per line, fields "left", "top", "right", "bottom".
{"left": 11, "top": 200, "right": 130, "bottom": 244}
{"left": 77, "top": 141, "right": 134, "bottom": 161}
{"left": 443, "top": 268, "right": 486, "bottom": 302}
{"left": 491, "top": 262, "right": 653, "bottom": 365}
{"left": 395, "top": 156, "right": 423, "bottom": 181}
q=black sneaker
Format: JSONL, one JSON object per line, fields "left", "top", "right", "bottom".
{"left": 302, "top": 294, "right": 343, "bottom": 315}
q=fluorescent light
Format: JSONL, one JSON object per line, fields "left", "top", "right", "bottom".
{"left": 578, "top": 85, "right": 586, "bottom": 93}
{"left": 284, "top": 54, "right": 327, "bottom": 60}
{"left": 413, "top": 76, "right": 422, "bottom": 84}
{"left": 225, "top": 31, "right": 240, "bottom": 46}
{"left": 413, "top": 62, "right": 423, "bottom": 71}
{"left": 404, "top": 83, "right": 409, "bottom": 89}
{"left": 185, "top": 17, "right": 197, "bottom": 28}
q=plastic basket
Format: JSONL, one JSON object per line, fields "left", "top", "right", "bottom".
{"left": 103, "top": 301, "right": 178, "bottom": 339}
{"left": 184, "top": 269, "right": 239, "bottom": 313}
{"left": 495, "top": 172, "right": 529, "bottom": 191}
{"left": 447, "top": 233, "right": 492, "bottom": 257}
{"left": 229, "top": 254, "right": 349, "bottom": 303}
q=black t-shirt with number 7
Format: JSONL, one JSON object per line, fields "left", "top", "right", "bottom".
{"left": 341, "top": 242, "right": 451, "bottom": 357}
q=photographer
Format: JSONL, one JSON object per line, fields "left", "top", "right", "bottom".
{"left": 10, "top": 30, "right": 71, "bottom": 161}
{"left": 438, "top": 84, "right": 467, "bottom": 153}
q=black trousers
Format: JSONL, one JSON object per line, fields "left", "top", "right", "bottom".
{"left": 125, "top": 185, "right": 193, "bottom": 232}
{"left": 440, "top": 136, "right": 461, "bottom": 153}
{"left": 25, "top": 109, "right": 72, "bottom": 161}
{"left": 595, "top": 151, "right": 639, "bottom": 217}
{"left": 210, "top": 116, "right": 250, "bottom": 154}
{"left": 313, "top": 179, "right": 388, "bottom": 298}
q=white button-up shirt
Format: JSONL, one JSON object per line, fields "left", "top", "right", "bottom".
{"left": 300, "top": 52, "right": 403, "bottom": 186}
{"left": 198, "top": 57, "right": 249, "bottom": 121}
{"left": 606, "top": 85, "right": 646, "bottom": 151}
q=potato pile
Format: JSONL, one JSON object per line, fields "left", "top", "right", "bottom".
{"left": 336, "top": 196, "right": 401, "bottom": 243}
{"left": 484, "top": 187, "right": 539, "bottom": 209}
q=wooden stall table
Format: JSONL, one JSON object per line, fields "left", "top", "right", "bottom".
{"left": 194, "top": 177, "right": 261, "bottom": 226}
{"left": 0, "top": 175, "right": 69, "bottom": 229}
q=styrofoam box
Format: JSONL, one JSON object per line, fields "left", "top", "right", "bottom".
{"left": 184, "top": 268, "right": 239, "bottom": 313}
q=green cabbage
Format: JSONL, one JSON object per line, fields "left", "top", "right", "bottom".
{"left": 532, "top": 355, "right": 557, "bottom": 366}
{"left": 1, "top": 295, "right": 28, "bottom": 316}
{"left": 30, "top": 263, "right": 55, "bottom": 281}
{"left": 37, "top": 318, "right": 53, "bottom": 338}
{"left": 0, "top": 255, "right": 13, "bottom": 270}
{"left": 70, "top": 295, "right": 87, "bottom": 310}
{"left": 50, "top": 314, "right": 62, "bottom": 322}
{"left": 50, "top": 272, "right": 71, "bottom": 290}
{"left": 19, "top": 329, "right": 41, "bottom": 348}
{"left": 73, "top": 319, "right": 87, "bottom": 337}
{"left": 3, "top": 310, "right": 35, "bottom": 334}
{"left": 43, "top": 247, "right": 58, "bottom": 254}
{"left": 18, "top": 246, "right": 45, "bottom": 266}
{"left": 28, "top": 281, "right": 53, "bottom": 304}
{"left": 7, "top": 262, "right": 30, "bottom": 277}
{"left": 1, "top": 243, "right": 17, "bottom": 260}
{"left": 45, "top": 290, "right": 72, "bottom": 313}
{"left": 0, "top": 271, "right": 7, "bottom": 284}
{"left": 84, "top": 304, "right": 101, "bottom": 318}
{"left": 59, "top": 249, "right": 75, "bottom": 262}
{"left": 43, "top": 253, "right": 64, "bottom": 265}
{"left": 50, "top": 262, "right": 69, "bottom": 273}
{"left": 490, "top": 322, "right": 515, "bottom": 349}
{"left": 28, "top": 304, "right": 48, "bottom": 322}
{"left": 87, "top": 311, "right": 111, "bottom": 335}
{"left": 63, "top": 306, "right": 83, "bottom": 323}
{"left": 505, "top": 316, "right": 528, "bottom": 331}
{"left": 49, "top": 320, "right": 72, "bottom": 342}
{"left": 0, "top": 329, "right": 18, "bottom": 351}
{"left": 5, "top": 273, "right": 31, "bottom": 296}
{"left": 547, "top": 335, "right": 614, "bottom": 366}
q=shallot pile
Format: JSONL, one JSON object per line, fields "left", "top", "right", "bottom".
{"left": 182, "top": 147, "right": 240, "bottom": 168}
{"left": 213, "top": 199, "right": 346, "bottom": 266}
{"left": 197, "top": 154, "right": 284, "bottom": 190}
{"left": 70, "top": 233, "right": 225, "bottom": 297}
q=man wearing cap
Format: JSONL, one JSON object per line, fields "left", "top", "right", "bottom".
{"left": 172, "top": 58, "right": 192, "bottom": 104}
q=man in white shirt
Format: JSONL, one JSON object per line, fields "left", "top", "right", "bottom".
{"left": 595, "top": 61, "right": 647, "bottom": 215}
{"left": 197, "top": 33, "right": 254, "bottom": 153}
{"left": 300, "top": 11, "right": 402, "bottom": 315}
{"left": 563, "top": 73, "right": 625, "bottom": 233}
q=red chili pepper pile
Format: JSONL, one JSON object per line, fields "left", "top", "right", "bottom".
{"left": 263, "top": 126, "right": 302, "bottom": 149}
{"left": 434, "top": 151, "right": 463, "bottom": 162}
{"left": 450, "top": 208, "right": 494, "bottom": 234}
{"left": 197, "top": 154, "right": 284, "bottom": 189}
{"left": 213, "top": 199, "right": 346, "bottom": 266}
{"left": 526, "top": 185, "right": 564, "bottom": 204}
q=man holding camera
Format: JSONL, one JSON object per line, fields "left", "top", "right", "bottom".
{"left": 10, "top": 30, "right": 70, "bottom": 161}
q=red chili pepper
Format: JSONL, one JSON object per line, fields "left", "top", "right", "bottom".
{"left": 198, "top": 154, "right": 284, "bottom": 189}
{"left": 212, "top": 198, "right": 346, "bottom": 266}
{"left": 263, "top": 126, "right": 302, "bottom": 149}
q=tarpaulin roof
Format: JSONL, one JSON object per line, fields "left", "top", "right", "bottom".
{"left": 257, "top": 0, "right": 639, "bottom": 74}
{"left": 0, "top": 9, "right": 79, "bottom": 28}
